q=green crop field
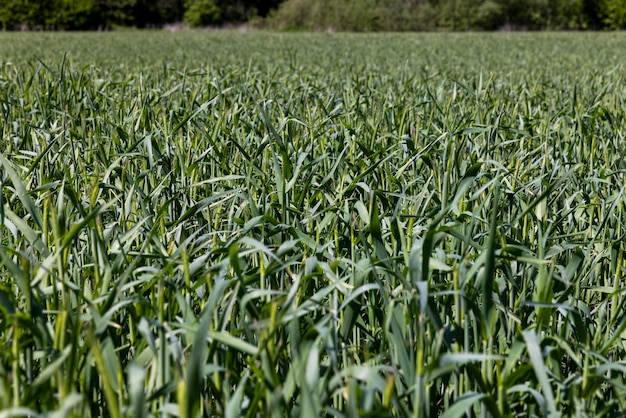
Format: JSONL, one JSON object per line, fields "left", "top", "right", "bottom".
{"left": 1, "top": 31, "right": 626, "bottom": 417}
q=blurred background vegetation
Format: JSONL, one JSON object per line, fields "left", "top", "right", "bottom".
{"left": 0, "top": 0, "right": 625, "bottom": 32}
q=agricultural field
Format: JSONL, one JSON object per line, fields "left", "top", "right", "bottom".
{"left": 1, "top": 31, "right": 626, "bottom": 417}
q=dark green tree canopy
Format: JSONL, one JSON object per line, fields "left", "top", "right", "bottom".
{"left": 266, "top": 0, "right": 617, "bottom": 31}
{"left": 0, "top": 0, "right": 280, "bottom": 29}
{"left": 0, "top": 0, "right": 624, "bottom": 30}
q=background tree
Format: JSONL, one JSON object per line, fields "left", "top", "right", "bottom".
{"left": 597, "top": 0, "right": 626, "bottom": 28}
{"left": 267, "top": 0, "right": 595, "bottom": 31}
{"left": 134, "top": 0, "right": 185, "bottom": 27}
{"left": 184, "top": 0, "right": 221, "bottom": 26}
{"left": 0, "top": 0, "right": 625, "bottom": 31}
{"left": 0, "top": 0, "right": 46, "bottom": 29}
{"left": 45, "top": 0, "right": 101, "bottom": 30}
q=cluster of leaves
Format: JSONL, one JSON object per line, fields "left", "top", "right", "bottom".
{"left": 1, "top": 31, "right": 626, "bottom": 417}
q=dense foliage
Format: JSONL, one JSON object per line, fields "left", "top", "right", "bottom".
{"left": 0, "top": 0, "right": 281, "bottom": 29}
{"left": 1, "top": 0, "right": 626, "bottom": 30}
{"left": 1, "top": 31, "right": 626, "bottom": 417}
{"left": 267, "top": 0, "right": 626, "bottom": 31}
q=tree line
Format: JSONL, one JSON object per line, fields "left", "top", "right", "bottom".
{"left": 267, "top": 0, "right": 626, "bottom": 31}
{"left": 1, "top": 0, "right": 625, "bottom": 31}
{"left": 0, "top": 0, "right": 281, "bottom": 30}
